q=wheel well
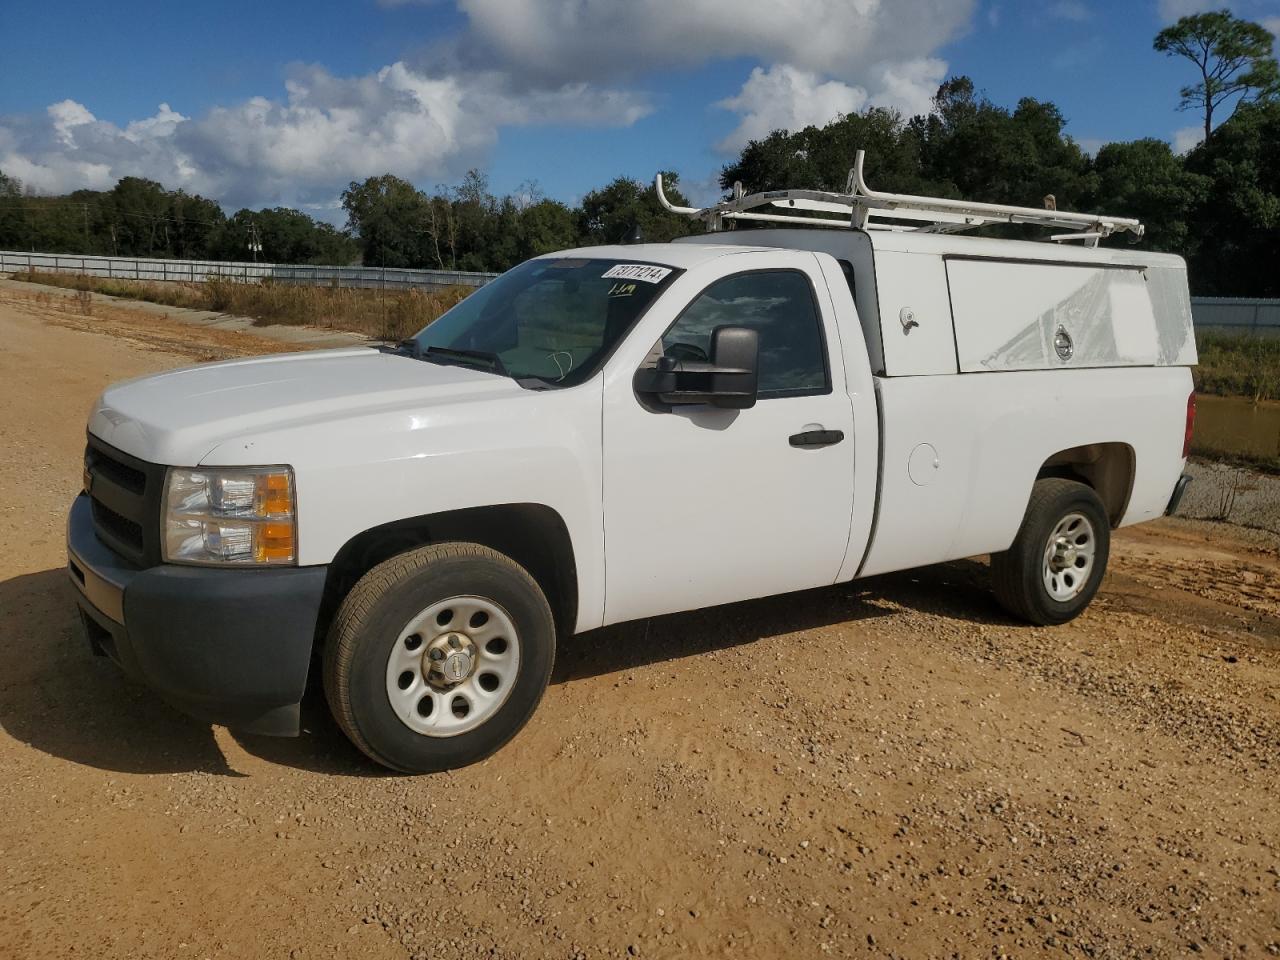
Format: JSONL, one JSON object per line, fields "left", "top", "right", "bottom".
{"left": 316, "top": 504, "right": 578, "bottom": 645}
{"left": 1036, "top": 443, "right": 1135, "bottom": 526}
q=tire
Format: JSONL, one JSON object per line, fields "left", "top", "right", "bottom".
{"left": 990, "top": 478, "right": 1111, "bottom": 626}
{"left": 323, "top": 542, "right": 555, "bottom": 773}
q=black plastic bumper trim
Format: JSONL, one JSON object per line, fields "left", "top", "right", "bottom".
{"left": 1165, "top": 473, "right": 1192, "bottom": 516}
{"left": 67, "top": 495, "right": 133, "bottom": 623}
{"left": 66, "top": 493, "right": 327, "bottom": 737}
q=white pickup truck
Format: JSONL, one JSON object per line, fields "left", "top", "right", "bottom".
{"left": 68, "top": 161, "right": 1197, "bottom": 772}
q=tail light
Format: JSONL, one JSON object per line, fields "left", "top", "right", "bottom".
{"left": 1182, "top": 391, "right": 1196, "bottom": 458}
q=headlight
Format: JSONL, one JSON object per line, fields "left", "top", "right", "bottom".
{"left": 163, "top": 466, "right": 296, "bottom": 565}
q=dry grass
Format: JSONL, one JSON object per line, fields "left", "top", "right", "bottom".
{"left": 24, "top": 268, "right": 1277, "bottom": 401}
{"left": 11, "top": 270, "right": 473, "bottom": 341}
{"left": 1196, "top": 332, "right": 1280, "bottom": 403}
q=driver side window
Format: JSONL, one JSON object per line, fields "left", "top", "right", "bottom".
{"left": 658, "top": 270, "right": 830, "bottom": 398}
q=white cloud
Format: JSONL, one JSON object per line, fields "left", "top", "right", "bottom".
{"left": 457, "top": 0, "right": 970, "bottom": 158}
{"left": 0, "top": 0, "right": 977, "bottom": 209}
{"left": 0, "top": 101, "right": 181, "bottom": 193}
{"left": 1051, "top": 37, "right": 1105, "bottom": 70}
{"left": 1158, "top": 0, "right": 1280, "bottom": 22}
{"left": 716, "top": 65, "right": 868, "bottom": 152}
{"left": 1049, "top": 0, "right": 1091, "bottom": 20}
{"left": 1158, "top": 0, "right": 1213, "bottom": 19}
{"left": 0, "top": 148, "right": 115, "bottom": 195}
{"left": 48, "top": 100, "right": 96, "bottom": 146}
{"left": 714, "top": 55, "right": 947, "bottom": 153}
{"left": 1172, "top": 124, "right": 1204, "bottom": 154}
{"left": 456, "top": 0, "right": 974, "bottom": 88}
{"left": 0, "top": 62, "right": 650, "bottom": 210}
{"left": 123, "top": 103, "right": 188, "bottom": 143}
{"left": 869, "top": 58, "right": 949, "bottom": 117}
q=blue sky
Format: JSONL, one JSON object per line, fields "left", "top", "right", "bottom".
{"left": 1, "top": 0, "right": 1277, "bottom": 220}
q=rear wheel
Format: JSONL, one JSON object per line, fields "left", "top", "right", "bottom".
{"left": 990, "top": 479, "right": 1110, "bottom": 626}
{"left": 323, "top": 542, "right": 555, "bottom": 773}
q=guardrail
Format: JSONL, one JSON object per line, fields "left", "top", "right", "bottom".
{"left": 1191, "top": 297, "right": 1280, "bottom": 337}
{"left": 0, "top": 250, "right": 497, "bottom": 291}
{"left": 4, "top": 250, "right": 1277, "bottom": 335}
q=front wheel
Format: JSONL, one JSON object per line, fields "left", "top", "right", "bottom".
{"left": 990, "top": 478, "right": 1110, "bottom": 626}
{"left": 323, "top": 542, "right": 556, "bottom": 773}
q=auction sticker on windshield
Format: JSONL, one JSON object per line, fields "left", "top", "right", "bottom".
{"left": 601, "top": 264, "right": 673, "bottom": 284}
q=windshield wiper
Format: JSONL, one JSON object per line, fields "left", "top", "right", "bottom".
{"left": 422, "top": 345, "right": 509, "bottom": 377}
{"left": 406, "top": 343, "right": 549, "bottom": 389}
{"left": 376, "top": 339, "right": 420, "bottom": 358}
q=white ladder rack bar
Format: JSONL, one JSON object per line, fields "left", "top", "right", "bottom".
{"left": 655, "top": 149, "right": 1145, "bottom": 245}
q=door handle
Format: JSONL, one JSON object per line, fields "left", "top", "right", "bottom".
{"left": 789, "top": 429, "right": 845, "bottom": 448}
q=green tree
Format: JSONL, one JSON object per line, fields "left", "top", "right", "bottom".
{"left": 341, "top": 174, "right": 430, "bottom": 268}
{"left": 15, "top": 196, "right": 86, "bottom": 253}
{"left": 578, "top": 173, "right": 700, "bottom": 245}
{"left": 1086, "top": 138, "right": 1209, "bottom": 255}
{"left": 516, "top": 198, "right": 580, "bottom": 259}
{"left": 914, "top": 78, "right": 1094, "bottom": 211}
{"left": 721, "top": 107, "right": 922, "bottom": 196}
{"left": 481, "top": 195, "right": 524, "bottom": 272}
{"left": 719, "top": 76, "right": 1096, "bottom": 232}
{"left": 214, "top": 207, "right": 356, "bottom": 264}
{"left": 0, "top": 171, "right": 25, "bottom": 250}
{"left": 166, "top": 191, "right": 225, "bottom": 260}
{"left": 417, "top": 171, "right": 512, "bottom": 271}
{"left": 106, "top": 177, "right": 173, "bottom": 256}
{"left": 451, "top": 170, "right": 506, "bottom": 271}
{"left": 1182, "top": 99, "right": 1280, "bottom": 295}
{"left": 1154, "top": 11, "right": 1280, "bottom": 141}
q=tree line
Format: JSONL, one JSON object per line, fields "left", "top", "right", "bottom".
{"left": 0, "top": 163, "right": 700, "bottom": 274}
{"left": 721, "top": 77, "right": 1279, "bottom": 297}
{"left": 336, "top": 169, "right": 702, "bottom": 274}
{"left": 1, "top": 11, "right": 1276, "bottom": 295}
{"left": 0, "top": 174, "right": 359, "bottom": 265}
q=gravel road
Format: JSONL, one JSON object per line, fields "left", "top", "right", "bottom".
{"left": 1182, "top": 460, "right": 1280, "bottom": 548}
{"left": 1, "top": 282, "right": 1278, "bottom": 960}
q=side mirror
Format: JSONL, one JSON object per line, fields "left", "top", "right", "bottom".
{"left": 634, "top": 325, "right": 759, "bottom": 409}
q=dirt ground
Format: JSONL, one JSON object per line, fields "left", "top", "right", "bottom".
{"left": 1, "top": 283, "right": 1278, "bottom": 960}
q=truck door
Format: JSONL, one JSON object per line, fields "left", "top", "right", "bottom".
{"left": 601, "top": 251, "right": 856, "bottom": 625}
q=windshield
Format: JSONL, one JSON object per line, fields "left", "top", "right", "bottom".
{"left": 412, "top": 258, "right": 681, "bottom": 386}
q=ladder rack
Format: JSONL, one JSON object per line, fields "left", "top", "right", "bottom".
{"left": 656, "top": 150, "right": 1144, "bottom": 247}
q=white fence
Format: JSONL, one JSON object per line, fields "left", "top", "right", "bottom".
{"left": 0, "top": 250, "right": 497, "bottom": 291}
{"left": 1190, "top": 297, "right": 1280, "bottom": 338}
{"left": 4, "top": 250, "right": 1277, "bottom": 334}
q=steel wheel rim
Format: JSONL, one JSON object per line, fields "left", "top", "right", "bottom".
{"left": 1042, "top": 512, "right": 1096, "bottom": 602}
{"left": 384, "top": 595, "right": 521, "bottom": 737}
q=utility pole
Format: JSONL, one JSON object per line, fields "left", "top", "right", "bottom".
{"left": 248, "top": 219, "right": 263, "bottom": 262}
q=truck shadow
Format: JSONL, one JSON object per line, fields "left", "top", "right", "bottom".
{"left": 551, "top": 558, "right": 1001, "bottom": 685}
{"left": 0, "top": 568, "right": 246, "bottom": 777}
{"left": 0, "top": 560, "right": 1011, "bottom": 777}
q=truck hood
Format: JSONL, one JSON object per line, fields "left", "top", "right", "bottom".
{"left": 88, "top": 348, "right": 523, "bottom": 465}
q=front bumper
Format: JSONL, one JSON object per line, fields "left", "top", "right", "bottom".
{"left": 67, "top": 493, "right": 327, "bottom": 736}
